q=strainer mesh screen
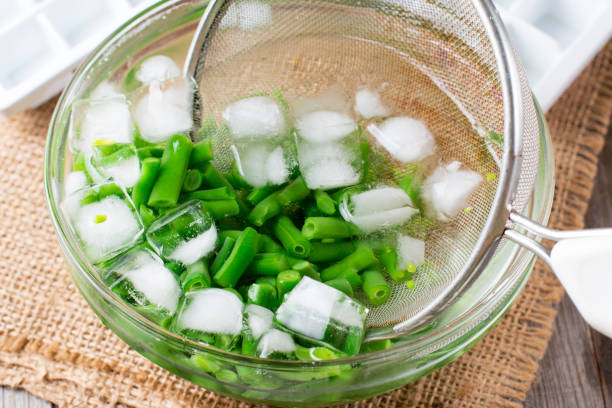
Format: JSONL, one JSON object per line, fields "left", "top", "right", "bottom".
{"left": 193, "top": 0, "right": 539, "bottom": 328}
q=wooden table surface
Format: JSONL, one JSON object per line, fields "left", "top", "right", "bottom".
{"left": 2, "top": 121, "right": 611, "bottom": 408}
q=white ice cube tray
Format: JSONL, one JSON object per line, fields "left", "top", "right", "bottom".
{"left": 493, "top": 0, "right": 612, "bottom": 111}
{"left": 1, "top": 0, "right": 611, "bottom": 117}
{"left": 0, "top": 0, "right": 158, "bottom": 118}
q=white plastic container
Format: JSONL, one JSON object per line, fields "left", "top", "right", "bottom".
{"left": 1, "top": 0, "right": 611, "bottom": 116}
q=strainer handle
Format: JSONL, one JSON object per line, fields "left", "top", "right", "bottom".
{"left": 505, "top": 211, "right": 612, "bottom": 338}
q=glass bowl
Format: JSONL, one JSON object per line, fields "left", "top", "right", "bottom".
{"left": 44, "top": 1, "right": 555, "bottom": 405}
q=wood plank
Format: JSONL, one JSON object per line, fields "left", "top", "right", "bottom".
{"left": 0, "top": 388, "right": 52, "bottom": 408}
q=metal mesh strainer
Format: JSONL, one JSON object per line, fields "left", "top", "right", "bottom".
{"left": 183, "top": 0, "right": 542, "bottom": 341}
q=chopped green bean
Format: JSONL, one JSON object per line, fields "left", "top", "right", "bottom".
{"left": 314, "top": 190, "right": 336, "bottom": 215}
{"left": 324, "top": 278, "right": 353, "bottom": 297}
{"left": 273, "top": 215, "right": 311, "bottom": 258}
{"left": 201, "top": 199, "right": 240, "bottom": 219}
{"left": 255, "top": 276, "right": 277, "bottom": 287}
{"left": 302, "top": 217, "right": 360, "bottom": 240}
{"left": 228, "top": 161, "right": 252, "bottom": 189}
{"left": 362, "top": 269, "right": 391, "bottom": 306}
{"left": 131, "top": 157, "right": 160, "bottom": 209}
{"left": 276, "top": 270, "right": 302, "bottom": 296}
{"left": 377, "top": 247, "right": 410, "bottom": 283}
{"left": 320, "top": 246, "right": 377, "bottom": 281}
{"left": 210, "top": 236, "right": 236, "bottom": 275}
{"left": 180, "top": 260, "right": 211, "bottom": 292}
{"left": 248, "top": 191, "right": 282, "bottom": 226}
{"left": 259, "top": 234, "right": 283, "bottom": 253}
{"left": 213, "top": 227, "right": 259, "bottom": 288}
{"left": 247, "top": 283, "right": 277, "bottom": 309}
{"left": 184, "top": 187, "right": 235, "bottom": 201}
{"left": 248, "top": 253, "right": 290, "bottom": 276}
{"left": 277, "top": 176, "right": 310, "bottom": 205}
{"left": 148, "top": 133, "right": 193, "bottom": 208}
{"left": 139, "top": 205, "right": 157, "bottom": 227}
{"left": 189, "top": 138, "right": 213, "bottom": 167}
{"left": 182, "top": 169, "right": 203, "bottom": 192}
{"left": 247, "top": 186, "right": 277, "bottom": 206}
{"left": 337, "top": 269, "right": 363, "bottom": 288}
{"left": 359, "top": 339, "right": 393, "bottom": 354}
{"left": 308, "top": 241, "right": 356, "bottom": 263}
{"left": 288, "top": 259, "right": 320, "bottom": 281}
{"left": 219, "top": 230, "right": 242, "bottom": 241}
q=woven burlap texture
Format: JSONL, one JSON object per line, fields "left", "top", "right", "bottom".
{"left": 1, "top": 41, "right": 611, "bottom": 407}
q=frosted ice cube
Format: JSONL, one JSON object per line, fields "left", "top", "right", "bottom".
{"left": 296, "top": 110, "right": 357, "bottom": 144}
{"left": 397, "top": 234, "right": 425, "bottom": 269}
{"left": 223, "top": 96, "right": 286, "bottom": 139}
{"left": 367, "top": 117, "right": 435, "bottom": 163}
{"left": 146, "top": 200, "right": 217, "bottom": 265}
{"left": 245, "top": 304, "right": 274, "bottom": 340}
{"left": 62, "top": 182, "right": 144, "bottom": 263}
{"left": 90, "top": 81, "right": 122, "bottom": 99}
{"left": 92, "top": 144, "right": 141, "bottom": 188}
{"left": 132, "top": 77, "right": 195, "bottom": 143}
{"left": 70, "top": 97, "right": 134, "bottom": 154}
{"left": 135, "top": 55, "right": 181, "bottom": 84}
{"left": 275, "top": 277, "right": 367, "bottom": 355}
{"left": 354, "top": 89, "right": 389, "bottom": 119}
{"left": 422, "top": 161, "right": 482, "bottom": 221}
{"left": 177, "top": 288, "right": 244, "bottom": 336}
{"left": 265, "top": 146, "right": 289, "bottom": 185}
{"left": 232, "top": 143, "right": 290, "bottom": 187}
{"left": 64, "top": 171, "right": 88, "bottom": 196}
{"left": 297, "top": 141, "right": 361, "bottom": 190}
{"left": 349, "top": 207, "right": 418, "bottom": 233}
{"left": 257, "top": 329, "right": 296, "bottom": 358}
{"left": 104, "top": 248, "right": 181, "bottom": 313}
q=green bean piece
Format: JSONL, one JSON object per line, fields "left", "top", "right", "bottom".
{"left": 219, "top": 230, "right": 242, "bottom": 241}
{"left": 247, "top": 191, "right": 282, "bottom": 226}
{"left": 165, "top": 261, "right": 184, "bottom": 275}
{"left": 182, "top": 169, "right": 203, "bottom": 192}
{"left": 191, "top": 353, "right": 221, "bottom": 373}
{"left": 277, "top": 176, "right": 310, "bottom": 205}
{"left": 223, "top": 288, "right": 244, "bottom": 303}
{"left": 302, "top": 217, "right": 360, "bottom": 240}
{"left": 189, "top": 138, "right": 213, "bottom": 167}
{"left": 210, "top": 236, "right": 236, "bottom": 275}
{"left": 259, "top": 234, "right": 283, "bottom": 253}
{"left": 305, "top": 204, "right": 325, "bottom": 218}
{"left": 337, "top": 268, "right": 363, "bottom": 288}
{"left": 247, "top": 253, "right": 290, "bottom": 276}
{"left": 320, "top": 246, "right": 377, "bottom": 281}
{"left": 324, "top": 278, "right": 353, "bottom": 297}
{"left": 131, "top": 157, "right": 160, "bottom": 209}
{"left": 213, "top": 227, "right": 259, "bottom": 288}
{"left": 184, "top": 187, "right": 235, "bottom": 201}
{"left": 247, "top": 186, "right": 277, "bottom": 206}
{"left": 308, "top": 241, "right": 356, "bottom": 263}
{"left": 273, "top": 215, "right": 311, "bottom": 258}
{"left": 180, "top": 260, "right": 211, "bottom": 292}
{"left": 377, "top": 246, "right": 410, "bottom": 283}
{"left": 228, "top": 161, "right": 252, "bottom": 189}
{"left": 399, "top": 173, "right": 423, "bottom": 209}
{"left": 276, "top": 270, "right": 302, "bottom": 296}
{"left": 147, "top": 134, "right": 193, "bottom": 208}
{"left": 247, "top": 283, "right": 277, "bottom": 309}
{"left": 360, "top": 140, "right": 371, "bottom": 182}
{"left": 201, "top": 199, "right": 240, "bottom": 219}
{"left": 362, "top": 269, "right": 391, "bottom": 306}
{"left": 200, "top": 162, "right": 233, "bottom": 190}
{"left": 241, "top": 334, "right": 258, "bottom": 356}
{"left": 255, "top": 275, "right": 277, "bottom": 287}
{"left": 359, "top": 339, "right": 393, "bottom": 354}
{"left": 314, "top": 190, "right": 336, "bottom": 215}
{"left": 287, "top": 258, "right": 320, "bottom": 281}
{"left": 139, "top": 205, "right": 157, "bottom": 227}
{"left": 216, "top": 369, "right": 239, "bottom": 383}
{"left": 137, "top": 144, "right": 165, "bottom": 159}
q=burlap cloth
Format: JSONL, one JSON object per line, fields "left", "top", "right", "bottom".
{"left": 1, "top": 41, "right": 611, "bottom": 407}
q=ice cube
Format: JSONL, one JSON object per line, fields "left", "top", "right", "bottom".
{"left": 245, "top": 304, "right": 274, "bottom": 340}
{"left": 367, "top": 117, "right": 435, "bottom": 163}
{"left": 349, "top": 207, "right": 418, "bottom": 233}
{"left": 62, "top": 182, "right": 144, "bottom": 263}
{"left": 422, "top": 161, "right": 482, "bottom": 221}
{"left": 354, "top": 89, "right": 389, "bottom": 119}
{"left": 90, "top": 81, "right": 122, "bottom": 99}
{"left": 265, "top": 146, "right": 289, "bottom": 185}
{"left": 176, "top": 288, "right": 244, "bottom": 336}
{"left": 396, "top": 234, "right": 425, "bottom": 269}
{"left": 104, "top": 248, "right": 181, "bottom": 313}
{"left": 146, "top": 200, "right": 217, "bottom": 265}
{"left": 223, "top": 96, "right": 286, "bottom": 139}
{"left": 64, "top": 171, "right": 88, "bottom": 196}
{"left": 297, "top": 141, "right": 361, "bottom": 190}
{"left": 132, "top": 77, "right": 195, "bottom": 143}
{"left": 275, "top": 277, "right": 367, "bottom": 355}
{"left": 135, "top": 55, "right": 180, "bottom": 84}
{"left": 296, "top": 110, "right": 357, "bottom": 144}
{"left": 70, "top": 97, "right": 134, "bottom": 154}
{"left": 233, "top": 144, "right": 290, "bottom": 187}
{"left": 257, "top": 329, "right": 296, "bottom": 358}
{"left": 92, "top": 144, "right": 141, "bottom": 188}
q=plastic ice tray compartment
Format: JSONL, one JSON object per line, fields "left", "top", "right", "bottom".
{"left": 1, "top": 0, "right": 611, "bottom": 116}
{"left": 0, "top": 0, "right": 156, "bottom": 118}
{"left": 493, "top": 0, "right": 612, "bottom": 111}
